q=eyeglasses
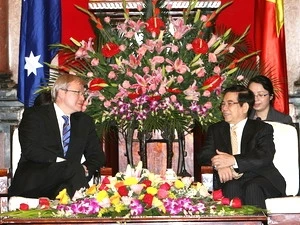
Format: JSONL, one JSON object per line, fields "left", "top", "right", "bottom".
{"left": 220, "top": 101, "right": 240, "bottom": 108}
{"left": 61, "top": 88, "right": 85, "bottom": 97}
{"left": 254, "top": 93, "right": 269, "bottom": 99}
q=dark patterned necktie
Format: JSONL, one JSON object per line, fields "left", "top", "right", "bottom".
{"left": 62, "top": 115, "right": 70, "bottom": 156}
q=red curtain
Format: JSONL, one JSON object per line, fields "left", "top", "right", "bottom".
{"left": 59, "top": 0, "right": 95, "bottom": 64}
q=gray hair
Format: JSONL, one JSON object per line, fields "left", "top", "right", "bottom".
{"left": 51, "top": 74, "right": 86, "bottom": 101}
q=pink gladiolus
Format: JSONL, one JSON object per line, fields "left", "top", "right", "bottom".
{"left": 122, "top": 80, "right": 131, "bottom": 88}
{"left": 213, "top": 66, "right": 221, "bottom": 74}
{"left": 204, "top": 101, "right": 212, "bottom": 109}
{"left": 75, "top": 38, "right": 95, "bottom": 59}
{"left": 208, "top": 53, "right": 217, "bottom": 63}
{"left": 170, "top": 95, "right": 177, "bottom": 102}
{"left": 150, "top": 56, "right": 165, "bottom": 66}
{"left": 104, "top": 101, "right": 111, "bottom": 108}
{"left": 108, "top": 71, "right": 117, "bottom": 79}
{"left": 171, "top": 44, "right": 179, "bottom": 53}
{"left": 195, "top": 67, "right": 206, "bottom": 78}
{"left": 91, "top": 58, "right": 99, "bottom": 66}
{"left": 202, "top": 90, "right": 211, "bottom": 97}
{"left": 87, "top": 72, "right": 94, "bottom": 77}
{"left": 177, "top": 75, "right": 184, "bottom": 83}
{"left": 119, "top": 44, "right": 127, "bottom": 51}
{"left": 186, "top": 43, "right": 193, "bottom": 50}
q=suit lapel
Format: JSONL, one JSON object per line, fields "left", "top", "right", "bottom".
{"left": 241, "top": 119, "right": 254, "bottom": 154}
{"left": 220, "top": 122, "right": 232, "bottom": 153}
{"left": 67, "top": 113, "right": 80, "bottom": 156}
{"left": 47, "top": 104, "right": 64, "bottom": 154}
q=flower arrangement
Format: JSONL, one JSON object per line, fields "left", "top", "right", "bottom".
{"left": 1, "top": 162, "right": 264, "bottom": 219}
{"left": 47, "top": 0, "right": 258, "bottom": 136}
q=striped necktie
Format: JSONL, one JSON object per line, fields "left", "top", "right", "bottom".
{"left": 62, "top": 115, "right": 70, "bottom": 156}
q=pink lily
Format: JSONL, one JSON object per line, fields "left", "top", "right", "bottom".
{"left": 171, "top": 18, "right": 192, "bottom": 40}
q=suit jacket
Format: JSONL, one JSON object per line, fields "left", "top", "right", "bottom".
{"left": 249, "top": 107, "right": 293, "bottom": 124}
{"left": 10, "top": 103, "right": 105, "bottom": 195}
{"left": 197, "top": 119, "right": 286, "bottom": 195}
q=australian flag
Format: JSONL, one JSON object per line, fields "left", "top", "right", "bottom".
{"left": 18, "top": 0, "right": 61, "bottom": 107}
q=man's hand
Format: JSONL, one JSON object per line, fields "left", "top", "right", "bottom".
{"left": 211, "top": 150, "right": 235, "bottom": 169}
{"left": 217, "top": 167, "right": 233, "bottom": 183}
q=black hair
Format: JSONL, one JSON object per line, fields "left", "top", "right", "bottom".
{"left": 223, "top": 85, "right": 255, "bottom": 114}
{"left": 34, "top": 91, "right": 52, "bottom": 107}
{"left": 248, "top": 75, "right": 274, "bottom": 96}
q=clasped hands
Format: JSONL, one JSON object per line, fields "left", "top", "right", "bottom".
{"left": 211, "top": 150, "right": 236, "bottom": 183}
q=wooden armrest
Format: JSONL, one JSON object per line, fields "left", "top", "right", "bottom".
{"left": 0, "top": 168, "right": 10, "bottom": 177}
{"left": 100, "top": 167, "right": 112, "bottom": 176}
{"left": 200, "top": 166, "right": 213, "bottom": 174}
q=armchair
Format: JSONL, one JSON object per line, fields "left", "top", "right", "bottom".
{"left": 199, "top": 122, "right": 300, "bottom": 212}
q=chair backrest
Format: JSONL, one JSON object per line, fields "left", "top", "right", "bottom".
{"left": 265, "top": 121, "right": 299, "bottom": 196}
{"left": 12, "top": 128, "right": 21, "bottom": 177}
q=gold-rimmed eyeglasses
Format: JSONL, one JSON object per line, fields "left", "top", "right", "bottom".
{"left": 61, "top": 88, "right": 86, "bottom": 97}
{"left": 220, "top": 101, "right": 240, "bottom": 108}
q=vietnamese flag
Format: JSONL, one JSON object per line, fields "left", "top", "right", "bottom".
{"left": 254, "top": 0, "right": 289, "bottom": 114}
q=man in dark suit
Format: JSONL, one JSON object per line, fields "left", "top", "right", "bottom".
{"left": 197, "top": 85, "right": 286, "bottom": 208}
{"left": 9, "top": 74, "right": 105, "bottom": 199}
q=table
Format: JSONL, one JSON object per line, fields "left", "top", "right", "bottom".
{"left": 0, "top": 214, "right": 268, "bottom": 225}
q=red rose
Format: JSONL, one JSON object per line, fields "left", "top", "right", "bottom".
{"left": 230, "top": 197, "right": 242, "bottom": 208}
{"left": 143, "top": 193, "right": 154, "bottom": 207}
{"left": 118, "top": 185, "right": 129, "bottom": 196}
{"left": 148, "top": 95, "right": 161, "bottom": 102}
{"left": 98, "top": 183, "right": 109, "bottom": 191}
{"left": 89, "top": 78, "right": 106, "bottom": 91}
{"left": 212, "top": 189, "right": 223, "bottom": 201}
{"left": 146, "top": 17, "right": 165, "bottom": 36}
{"left": 128, "top": 92, "right": 140, "bottom": 100}
{"left": 101, "top": 42, "right": 120, "bottom": 58}
{"left": 167, "top": 88, "right": 182, "bottom": 94}
{"left": 102, "top": 176, "right": 110, "bottom": 185}
{"left": 191, "top": 38, "right": 209, "bottom": 54}
{"left": 221, "top": 197, "right": 230, "bottom": 205}
{"left": 159, "top": 182, "right": 171, "bottom": 191}
{"left": 19, "top": 203, "right": 29, "bottom": 211}
{"left": 39, "top": 197, "right": 50, "bottom": 209}
{"left": 142, "top": 179, "right": 152, "bottom": 188}
{"left": 202, "top": 75, "right": 223, "bottom": 92}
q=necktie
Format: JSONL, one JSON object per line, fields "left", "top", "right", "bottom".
{"left": 230, "top": 125, "right": 238, "bottom": 155}
{"left": 230, "top": 125, "right": 243, "bottom": 179}
{"left": 62, "top": 115, "right": 70, "bottom": 156}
